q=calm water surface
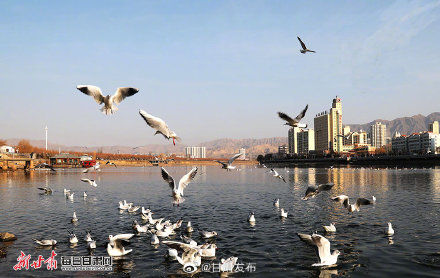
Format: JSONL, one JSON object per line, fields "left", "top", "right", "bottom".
{"left": 1, "top": 166, "right": 440, "bottom": 277}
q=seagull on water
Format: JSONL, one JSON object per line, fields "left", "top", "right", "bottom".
{"left": 269, "top": 169, "right": 287, "bottom": 183}
{"left": 323, "top": 223, "right": 336, "bottom": 233}
{"left": 34, "top": 239, "right": 57, "bottom": 246}
{"left": 186, "top": 221, "right": 194, "bottom": 233}
{"left": 297, "top": 36, "right": 316, "bottom": 54}
{"left": 76, "top": 85, "right": 139, "bottom": 115}
{"left": 84, "top": 231, "right": 93, "bottom": 242}
{"left": 161, "top": 167, "right": 198, "bottom": 205}
{"left": 215, "top": 153, "right": 242, "bottom": 171}
{"left": 81, "top": 178, "right": 97, "bottom": 187}
{"left": 385, "top": 222, "right": 394, "bottom": 236}
{"left": 298, "top": 233, "right": 340, "bottom": 266}
{"left": 167, "top": 246, "right": 202, "bottom": 270}
{"left": 273, "top": 198, "right": 280, "bottom": 207}
{"left": 107, "top": 234, "right": 134, "bottom": 257}
{"left": 248, "top": 212, "right": 256, "bottom": 224}
{"left": 71, "top": 212, "right": 78, "bottom": 223}
{"left": 139, "top": 110, "right": 181, "bottom": 145}
{"left": 200, "top": 230, "right": 218, "bottom": 239}
{"left": 151, "top": 234, "right": 160, "bottom": 245}
{"left": 280, "top": 208, "right": 288, "bottom": 218}
{"left": 303, "top": 183, "right": 334, "bottom": 200}
{"left": 278, "top": 104, "right": 309, "bottom": 128}
{"left": 37, "top": 187, "right": 53, "bottom": 194}
{"left": 87, "top": 240, "right": 96, "bottom": 250}
{"left": 68, "top": 230, "right": 78, "bottom": 244}
{"left": 64, "top": 189, "right": 70, "bottom": 196}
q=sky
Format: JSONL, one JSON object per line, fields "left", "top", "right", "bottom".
{"left": 1, "top": 0, "right": 439, "bottom": 147}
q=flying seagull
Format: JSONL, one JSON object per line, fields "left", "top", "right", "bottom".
{"left": 106, "top": 161, "right": 117, "bottom": 167}
{"left": 215, "top": 153, "right": 242, "bottom": 170}
{"left": 269, "top": 169, "right": 287, "bottom": 183}
{"left": 278, "top": 105, "right": 309, "bottom": 128}
{"left": 81, "top": 178, "right": 97, "bottom": 187}
{"left": 76, "top": 85, "right": 139, "bottom": 115}
{"left": 161, "top": 167, "right": 198, "bottom": 205}
{"left": 303, "top": 183, "right": 334, "bottom": 200}
{"left": 311, "top": 234, "right": 340, "bottom": 266}
{"left": 297, "top": 36, "right": 316, "bottom": 54}
{"left": 139, "top": 110, "right": 181, "bottom": 145}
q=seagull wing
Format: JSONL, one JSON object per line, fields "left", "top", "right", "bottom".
{"left": 312, "top": 234, "right": 331, "bottom": 263}
{"left": 215, "top": 160, "right": 228, "bottom": 167}
{"left": 303, "top": 185, "right": 318, "bottom": 199}
{"left": 111, "top": 87, "right": 139, "bottom": 105}
{"left": 178, "top": 167, "right": 198, "bottom": 192}
{"left": 162, "top": 241, "right": 194, "bottom": 252}
{"left": 297, "top": 233, "right": 315, "bottom": 246}
{"left": 318, "top": 183, "right": 334, "bottom": 192}
{"left": 113, "top": 234, "right": 135, "bottom": 241}
{"left": 81, "top": 178, "right": 91, "bottom": 184}
{"left": 161, "top": 167, "right": 176, "bottom": 190}
{"left": 294, "top": 104, "right": 309, "bottom": 122}
{"left": 139, "top": 110, "right": 170, "bottom": 138}
{"left": 76, "top": 85, "right": 105, "bottom": 104}
{"left": 228, "top": 153, "right": 242, "bottom": 165}
{"left": 278, "top": 112, "right": 296, "bottom": 125}
{"left": 297, "top": 36, "right": 307, "bottom": 50}
{"left": 356, "top": 198, "right": 372, "bottom": 207}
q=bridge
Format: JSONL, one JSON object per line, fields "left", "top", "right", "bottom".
{"left": 0, "top": 154, "right": 35, "bottom": 170}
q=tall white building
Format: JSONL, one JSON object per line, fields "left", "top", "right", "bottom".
{"left": 184, "top": 146, "right": 206, "bottom": 158}
{"left": 392, "top": 132, "right": 440, "bottom": 154}
{"left": 370, "top": 122, "right": 387, "bottom": 148}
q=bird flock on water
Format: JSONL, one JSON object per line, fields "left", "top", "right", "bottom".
{"left": 33, "top": 38, "right": 395, "bottom": 273}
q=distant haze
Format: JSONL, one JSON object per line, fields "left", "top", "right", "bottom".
{"left": 1, "top": 1, "right": 440, "bottom": 147}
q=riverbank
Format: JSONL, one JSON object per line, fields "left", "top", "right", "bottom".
{"left": 100, "top": 159, "right": 258, "bottom": 167}
{"left": 261, "top": 154, "right": 440, "bottom": 167}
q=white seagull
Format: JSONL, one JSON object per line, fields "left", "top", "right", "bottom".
{"left": 323, "top": 223, "right": 336, "bottom": 233}
{"left": 161, "top": 167, "right": 198, "bottom": 204}
{"left": 270, "top": 169, "right": 287, "bottom": 183}
{"left": 107, "top": 234, "right": 134, "bottom": 257}
{"left": 76, "top": 85, "right": 139, "bottom": 115}
{"left": 200, "top": 230, "right": 218, "bottom": 239}
{"left": 139, "top": 110, "right": 181, "bottom": 145}
{"left": 280, "top": 208, "right": 288, "bottom": 218}
{"left": 311, "top": 234, "right": 340, "bottom": 266}
{"left": 186, "top": 221, "right": 194, "bottom": 233}
{"left": 278, "top": 104, "right": 309, "bottom": 128}
{"left": 71, "top": 212, "right": 78, "bottom": 223}
{"left": 332, "top": 196, "right": 374, "bottom": 213}
{"left": 81, "top": 178, "right": 97, "bottom": 187}
{"left": 248, "top": 212, "right": 256, "bottom": 224}
{"left": 215, "top": 153, "right": 242, "bottom": 171}
{"left": 385, "top": 222, "right": 394, "bottom": 236}
{"left": 68, "top": 230, "right": 78, "bottom": 244}
{"left": 297, "top": 36, "right": 316, "bottom": 54}
{"left": 34, "top": 239, "right": 57, "bottom": 246}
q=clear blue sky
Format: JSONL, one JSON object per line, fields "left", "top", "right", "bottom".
{"left": 1, "top": 0, "right": 439, "bottom": 146}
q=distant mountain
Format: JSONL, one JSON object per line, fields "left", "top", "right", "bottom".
{"left": 347, "top": 112, "right": 440, "bottom": 137}
{"left": 3, "top": 137, "right": 288, "bottom": 158}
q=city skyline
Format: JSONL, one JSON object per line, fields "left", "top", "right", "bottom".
{"left": 1, "top": 1, "right": 440, "bottom": 146}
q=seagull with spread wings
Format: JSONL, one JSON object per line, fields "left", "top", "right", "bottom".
{"left": 297, "top": 36, "right": 316, "bottom": 54}
{"left": 161, "top": 167, "right": 198, "bottom": 205}
{"left": 139, "top": 110, "right": 181, "bottom": 145}
{"left": 76, "top": 85, "right": 139, "bottom": 115}
{"left": 215, "top": 153, "right": 242, "bottom": 171}
{"left": 269, "top": 169, "right": 287, "bottom": 183}
{"left": 303, "top": 183, "right": 334, "bottom": 200}
{"left": 81, "top": 178, "right": 97, "bottom": 187}
{"left": 278, "top": 105, "right": 309, "bottom": 128}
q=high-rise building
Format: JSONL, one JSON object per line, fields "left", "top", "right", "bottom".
{"left": 429, "top": 121, "right": 439, "bottom": 134}
{"left": 288, "top": 127, "right": 300, "bottom": 154}
{"left": 238, "top": 148, "right": 246, "bottom": 160}
{"left": 314, "top": 111, "right": 330, "bottom": 152}
{"left": 370, "top": 122, "right": 387, "bottom": 147}
{"left": 314, "top": 97, "right": 343, "bottom": 153}
{"left": 297, "top": 129, "right": 315, "bottom": 155}
{"left": 278, "top": 145, "right": 288, "bottom": 155}
{"left": 184, "top": 147, "right": 206, "bottom": 158}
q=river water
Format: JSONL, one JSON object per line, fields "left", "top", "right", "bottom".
{"left": 1, "top": 166, "right": 440, "bottom": 277}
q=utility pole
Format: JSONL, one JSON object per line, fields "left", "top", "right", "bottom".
{"left": 45, "top": 126, "right": 48, "bottom": 151}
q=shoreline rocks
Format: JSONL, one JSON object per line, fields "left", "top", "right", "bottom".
{"left": 0, "top": 232, "right": 17, "bottom": 242}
